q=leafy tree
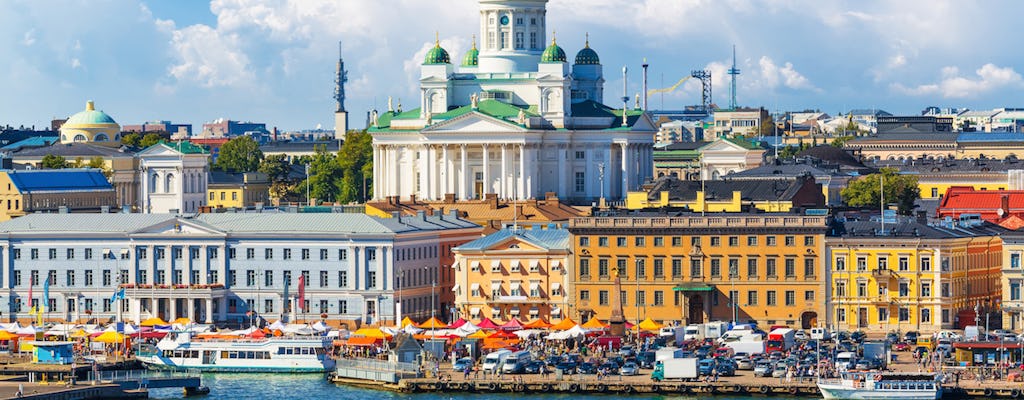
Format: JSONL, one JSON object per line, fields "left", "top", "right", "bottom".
{"left": 71, "top": 157, "right": 85, "bottom": 168}
{"left": 259, "top": 154, "right": 296, "bottom": 203}
{"left": 216, "top": 136, "right": 263, "bottom": 172}
{"left": 304, "top": 145, "right": 343, "bottom": 204}
{"left": 830, "top": 135, "right": 854, "bottom": 148}
{"left": 337, "top": 130, "right": 373, "bottom": 203}
{"left": 87, "top": 156, "right": 105, "bottom": 169}
{"left": 121, "top": 133, "right": 141, "bottom": 147}
{"left": 41, "top": 154, "right": 67, "bottom": 169}
{"left": 758, "top": 114, "right": 777, "bottom": 137}
{"left": 840, "top": 167, "right": 920, "bottom": 215}
{"left": 139, "top": 133, "right": 164, "bottom": 148}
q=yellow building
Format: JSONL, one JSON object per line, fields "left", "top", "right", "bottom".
{"left": 452, "top": 228, "right": 571, "bottom": 322}
{"left": 867, "top": 158, "right": 1013, "bottom": 199}
{"left": 826, "top": 217, "right": 1003, "bottom": 333}
{"left": 625, "top": 176, "right": 826, "bottom": 213}
{"left": 207, "top": 171, "right": 271, "bottom": 209}
{"left": 59, "top": 101, "right": 121, "bottom": 145}
{"left": 570, "top": 212, "right": 828, "bottom": 329}
{"left": 0, "top": 169, "right": 118, "bottom": 221}
{"left": 1001, "top": 231, "right": 1024, "bottom": 331}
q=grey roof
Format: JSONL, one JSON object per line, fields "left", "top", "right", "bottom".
{"left": 829, "top": 216, "right": 1007, "bottom": 239}
{"left": 795, "top": 145, "right": 866, "bottom": 168}
{"left": 726, "top": 163, "right": 846, "bottom": 179}
{"left": 848, "top": 109, "right": 892, "bottom": 117}
{"left": 645, "top": 176, "right": 808, "bottom": 202}
{"left": 957, "top": 132, "right": 1024, "bottom": 142}
{"left": 11, "top": 143, "right": 134, "bottom": 158}
{"left": 259, "top": 141, "right": 340, "bottom": 153}
{"left": 456, "top": 228, "right": 569, "bottom": 251}
{"left": 847, "top": 133, "right": 959, "bottom": 144}
{"left": 0, "top": 212, "right": 479, "bottom": 236}
{"left": 868, "top": 157, "right": 1024, "bottom": 173}
{"left": 662, "top": 141, "right": 706, "bottom": 151}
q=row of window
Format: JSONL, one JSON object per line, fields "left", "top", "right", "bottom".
{"left": 469, "top": 282, "right": 563, "bottom": 298}
{"left": 579, "top": 235, "right": 814, "bottom": 248}
{"left": 11, "top": 247, "right": 386, "bottom": 262}
{"left": 835, "top": 280, "right": 938, "bottom": 298}
{"left": 578, "top": 256, "right": 816, "bottom": 280}
{"left": 835, "top": 307, "right": 933, "bottom": 324}
{"left": 834, "top": 255, "right": 936, "bottom": 272}
{"left": 577, "top": 289, "right": 815, "bottom": 307}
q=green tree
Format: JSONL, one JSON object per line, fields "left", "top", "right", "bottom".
{"left": 758, "top": 114, "right": 777, "bottom": 137}
{"left": 216, "top": 136, "right": 263, "bottom": 172}
{"left": 840, "top": 167, "right": 920, "bottom": 215}
{"left": 337, "top": 130, "right": 373, "bottom": 203}
{"left": 139, "top": 133, "right": 164, "bottom": 148}
{"left": 121, "top": 133, "right": 141, "bottom": 147}
{"left": 41, "top": 154, "right": 67, "bottom": 169}
{"left": 830, "top": 135, "right": 855, "bottom": 148}
{"left": 71, "top": 157, "right": 85, "bottom": 168}
{"left": 87, "top": 156, "right": 112, "bottom": 178}
{"left": 304, "top": 145, "right": 343, "bottom": 204}
{"left": 259, "top": 154, "right": 296, "bottom": 203}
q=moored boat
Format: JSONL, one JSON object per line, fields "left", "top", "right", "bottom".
{"left": 817, "top": 372, "right": 941, "bottom": 400}
{"left": 138, "top": 331, "right": 335, "bottom": 373}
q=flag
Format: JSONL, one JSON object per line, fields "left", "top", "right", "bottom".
{"left": 283, "top": 276, "right": 290, "bottom": 313}
{"left": 27, "top": 279, "right": 33, "bottom": 315}
{"left": 42, "top": 277, "right": 50, "bottom": 312}
{"left": 110, "top": 288, "right": 125, "bottom": 303}
{"left": 297, "top": 274, "right": 305, "bottom": 312}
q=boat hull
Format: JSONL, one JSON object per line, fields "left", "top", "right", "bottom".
{"left": 142, "top": 361, "right": 326, "bottom": 374}
{"left": 818, "top": 384, "right": 941, "bottom": 400}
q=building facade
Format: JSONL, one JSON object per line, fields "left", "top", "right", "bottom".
{"left": 0, "top": 212, "right": 481, "bottom": 327}
{"left": 826, "top": 217, "right": 1004, "bottom": 333}
{"left": 452, "top": 228, "right": 571, "bottom": 322}
{"left": 570, "top": 213, "right": 828, "bottom": 329}
{"left": 0, "top": 169, "right": 117, "bottom": 221}
{"left": 1002, "top": 232, "right": 1024, "bottom": 331}
{"left": 370, "top": 0, "right": 655, "bottom": 205}
{"left": 138, "top": 142, "right": 209, "bottom": 214}
{"left": 207, "top": 171, "right": 271, "bottom": 209}
{"left": 59, "top": 101, "right": 121, "bottom": 145}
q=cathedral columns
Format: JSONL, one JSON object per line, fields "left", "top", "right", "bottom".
{"left": 372, "top": 145, "right": 381, "bottom": 200}
{"left": 500, "top": 144, "right": 508, "bottom": 199}
{"left": 418, "top": 146, "right": 429, "bottom": 199}
{"left": 620, "top": 142, "right": 628, "bottom": 199}
{"left": 482, "top": 144, "right": 490, "bottom": 197}
{"left": 518, "top": 144, "right": 526, "bottom": 200}
{"left": 556, "top": 144, "right": 566, "bottom": 199}
{"left": 459, "top": 144, "right": 468, "bottom": 200}
{"left": 441, "top": 144, "right": 449, "bottom": 197}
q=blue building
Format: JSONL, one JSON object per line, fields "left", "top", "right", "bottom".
{"left": 29, "top": 341, "right": 74, "bottom": 364}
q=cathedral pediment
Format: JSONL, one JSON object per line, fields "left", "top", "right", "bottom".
{"left": 423, "top": 111, "right": 527, "bottom": 133}
{"left": 130, "top": 218, "right": 225, "bottom": 237}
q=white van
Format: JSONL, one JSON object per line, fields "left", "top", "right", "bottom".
{"left": 810, "top": 328, "right": 831, "bottom": 340}
{"left": 501, "top": 350, "right": 532, "bottom": 374}
{"left": 964, "top": 325, "right": 985, "bottom": 341}
{"left": 835, "top": 351, "right": 856, "bottom": 371}
{"left": 482, "top": 349, "right": 512, "bottom": 373}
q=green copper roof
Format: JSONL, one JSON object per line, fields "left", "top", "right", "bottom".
{"left": 150, "top": 140, "right": 209, "bottom": 154}
{"left": 65, "top": 101, "right": 117, "bottom": 126}
{"left": 722, "top": 136, "right": 762, "bottom": 150}
{"left": 424, "top": 42, "right": 450, "bottom": 65}
{"left": 574, "top": 45, "right": 600, "bottom": 65}
{"left": 541, "top": 41, "right": 567, "bottom": 63}
{"left": 434, "top": 99, "right": 537, "bottom": 123}
{"left": 462, "top": 43, "right": 479, "bottom": 67}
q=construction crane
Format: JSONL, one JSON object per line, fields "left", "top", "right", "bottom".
{"left": 646, "top": 76, "right": 691, "bottom": 97}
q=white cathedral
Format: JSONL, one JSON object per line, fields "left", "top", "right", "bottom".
{"left": 370, "top": 0, "right": 655, "bottom": 205}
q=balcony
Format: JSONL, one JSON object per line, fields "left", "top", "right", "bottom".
{"left": 871, "top": 269, "right": 895, "bottom": 279}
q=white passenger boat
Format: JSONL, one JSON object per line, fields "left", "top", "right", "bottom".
{"left": 817, "top": 372, "right": 942, "bottom": 400}
{"left": 138, "top": 332, "right": 335, "bottom": 373}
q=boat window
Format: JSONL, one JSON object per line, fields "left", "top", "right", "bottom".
{"left": 315, "top": 348, "right": 325, "bottom": 355}
{"left": 229, "top": 351, "right": 238, "bottom": 359}
{"left": 221, "top": 351, "right": 229, "bottom": 358}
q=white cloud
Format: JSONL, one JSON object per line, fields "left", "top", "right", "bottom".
{"left": 751, "top": 56, "right": 819, "bottom": 92}
{"left": 892, "top": 63, "right": 1024, "bottom": 98}
{"left": 21, "top": 30, "right": 35, "bottom": 46}
{"left": 70, "top": 58, "right": 81, "bottom": 69}
{"left": 167, "top": 24, "right": 254, "bottom": 88}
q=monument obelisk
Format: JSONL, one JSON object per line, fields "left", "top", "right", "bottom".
{"left": 608, "top": 264, "right": 626, "bottom": 337}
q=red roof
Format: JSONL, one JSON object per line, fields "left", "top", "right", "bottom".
{"left": 936, "top": 186, "right": 1024, "bottom": 224}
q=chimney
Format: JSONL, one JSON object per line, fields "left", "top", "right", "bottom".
{"left": 1002, "top": 194, "right": 1010, "bottom": 218}
{"left": 449, "top": 209, "right": 459, "bottom": 220}
{"left": 916, "top": 211, "right": 927, "bottom": 224}
{"left": 417, "top": 210, "right": 427, "bottom": 221}
{"left": 515, "top": 204, "right": 524, "bottom": 218}
{"left": 444, "top": 193, "right": 455, "bottom": 203}
{"left": 409, "top": 194, "right": 417, "bottom": 204}
{"left": 486, "top": 193, "right": 498, "bottom": 209}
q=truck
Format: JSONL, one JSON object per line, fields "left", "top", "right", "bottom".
{"left": 766, "top": 328, "right": 796, "bottom": 353}
{"left": 482, "top": 349, "right": 512, "bottom": 373}
{"left": 726, "top": 340, "right": 766, "bottom": 355}
{"left": 810, "top": 327, "right": 831, "bottom": 340}
{"left": 655, "top": 347, "right": 687, "bottom": 363}
{"left": 501, "top": 350, "right": 532, "bottom": 374}
{"left": 705, "top": 321, "right": 729, "bottom": 339}
{"left": 651, "top": 358, "right": 699, "bottom": 381}
{"left": 861, "top": 341, "right": 889, "bottom": 369}
{"left": 964, "top": 325, "right": 985, "bottom": 341}
{"left": 683, "top": 324, "right": 705, "bottom": 341}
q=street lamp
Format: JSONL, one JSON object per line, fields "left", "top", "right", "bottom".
{"left": 597, "top": 163, "right": 605, "bottom": 205}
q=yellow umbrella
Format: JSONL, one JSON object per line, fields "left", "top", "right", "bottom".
{"left": 140, "top": 317, "right": 169, "bottom": 327}
{"left": 399, "top": 316, "right": 415, "bottom": 328}
{"left": 0, "top": 331, "right": 18, "bottom": 341}
{"left": 467, "top": 330, "right": 488, "bottom": 339}
{"left": 352, "top": 328, "right": 391, "bottom": 339}
{"left": 173, "top": 317, "right": 192, "bottom": 325}
{"left": 69, "top": 329, "right": 90, "bottom": 339}
{"left": 635, "top": 318, "right": 664, "bottom": 332}
{"left": 94, "top": 331, "right": 126, "bottom": 343}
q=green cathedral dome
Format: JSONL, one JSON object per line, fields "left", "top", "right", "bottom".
{"left": 574, "top": 41, "right": 600, "bottom": 65}
{"left": 462, "top": 40, "right": 479, "bottom": 67}
{"left": 424, "top": 39, "right": 450, "bottom": 65}
{"left": 541, "top": 39, "right": 567, "bottom": 64}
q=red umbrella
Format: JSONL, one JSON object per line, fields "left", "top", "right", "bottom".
{"left": 499, "top": 318, "right": 524, "bottom": 331}
{"left": 488, "top": 330, "right": 518, "bottom": 339}
{"left": 448, "top": 318, "right": 468, "bottom": 329}
{"left": 476, "top": 317, "right": 499, "bottom": 330}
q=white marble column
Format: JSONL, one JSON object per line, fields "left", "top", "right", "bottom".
{"left": 441, "top": 144, "right": 449, "bottom": 197}
{"left": 205, "top": 298, "right": 213, "bottom": 324}
{"left": 372, "top": 145, "right": 380, "bottom": 199}
{"left": 557, "top": 145, "right": 566, "bottom": 199}
{"left": 169, "top": 296, "right": 177, "bottom": 320}
{"left": 379, "top": 246, "right": 388, "bottom": 290}
{"left": 388, "top": 146, "right": 398, "bottom": 198}
{"left": 620, "top": 143, "right": 628, "bottom": 199}
{"left": 500, "top": 144, "right": 508, "bottom": 199}
{"left": 482, "top": 144, "right": 490, "bottom": 196}
{"left": 353, "top": 247, "right": 363, "bottom": 291}
{"left": 518, "top": 144, "right": 526, "bottom": 200}
{"left": 418, "top": 147, "right": 428, "bottom": 199}
{"left": 604, "top": 147, "right": 613, "bottom": 201}
{"left": 459, "top": 145, "right": 468, "bottom": 200}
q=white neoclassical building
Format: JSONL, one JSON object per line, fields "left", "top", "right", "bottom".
{"left": 370, "top": 0, "right": 656, "bottom": 205}
{"left": 137, "top": 142, "right": 210, "bottom": 214}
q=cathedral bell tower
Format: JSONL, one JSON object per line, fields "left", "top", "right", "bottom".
{"left": 477, "top": 0, "right": 548, "bottom": 73}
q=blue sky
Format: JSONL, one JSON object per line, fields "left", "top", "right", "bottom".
{"left": 3, "top": 0, "right": 1024, "bottom": 132}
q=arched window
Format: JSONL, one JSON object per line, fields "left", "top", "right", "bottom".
{"left": 73, "top": 134, "right": 87, "bottom": 142}
{"left": 151, "top": 173, "right": 160, "bottom": 193}
{"left": 94, "top": 133, "right": 109, "bottom": 142}
{"left": 165, "top": 173, "right": 175, "bottom": 193}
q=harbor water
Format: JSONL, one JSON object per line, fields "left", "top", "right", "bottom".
{"left": 147, "top": 373, "right": 787, "bottom": 400}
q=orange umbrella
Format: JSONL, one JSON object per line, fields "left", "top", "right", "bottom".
{"left": 581, "top": 317, "right": 608, "bottom": 330}
{"left": 523, "top": 318, "right": 552, "bottom": 329}
{"left": 417, "top": 317, "right": 448, "bottom": 330}
{"left": 550, "top": 318, "right": 577, "bottom": 331}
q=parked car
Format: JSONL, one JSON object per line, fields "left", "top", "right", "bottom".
{"left": 715, "top": 362, "right": 736, "bottom": 376}
{"left": 794, "top": 330, "right": 807, "bottom": 341}
{"left": 734, "top": 355, "right": 754, "bottom": 370}
{"left": 600, "top": 362, "right": 620, "bottom": 375}
{"left": 620, "top": 362, "right": 639, "bottom": 376}
{"left": 638, "top": 351, "right": 656, "bottom": 369}
{"left": 904, "top": 331, "right": 920, "bottom": 343}
{"left": 753, "top": 361, "right": 773, "bottom": 377}
{"left": 772, "top": 364, "right": 789, "bottom": 378}
{"left": 576, "top": 362, "right": 597, "bottom": 375}
{"left": 524, "top": 361, "right": 546, "bottom": 374}
{"left": 619, "top": 345, "right": 636, "bottom": 358}
{"left": 453, "top": 357, "right": 473, "bottom": 372}
{"left": 893, "top": 342, "right": 911, "bottom": 352}
{"left": 885, "top": 332, "right": 900, "bottom": 344}
{"left": 850, "top": 331, "right": 867, "bottom": 343}
{"left": 554, "top": 361, "right": 577, "bottom": 375}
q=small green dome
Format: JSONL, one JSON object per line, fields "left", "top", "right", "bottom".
{"left": 462, "top": 41, "right": 479, "bottom": 67}
{"left": 541, "top": 40, "right": 566, "bottom": 63}
{"left": 66, "top": 101, "right": 117, "bottom": 125}
{"left": 424, "top": 40, "right": 451, "bottom": 65}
